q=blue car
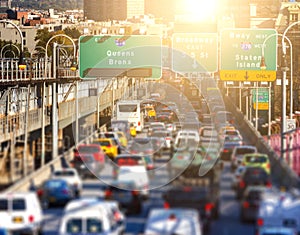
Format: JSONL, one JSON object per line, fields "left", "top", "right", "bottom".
{"left": 36, "top": 178, "right": 76, "bottom": 209}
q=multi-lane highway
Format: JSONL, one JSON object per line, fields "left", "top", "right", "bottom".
{"left": 40, "top": 158, "right": 255, "bottom": 235}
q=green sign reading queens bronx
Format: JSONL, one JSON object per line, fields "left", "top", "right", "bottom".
{"left": 79, "top": 35, "right": 162, "bottom": 79}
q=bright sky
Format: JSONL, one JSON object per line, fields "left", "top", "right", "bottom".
{"left": 182, "top": 0, "right": 218, "bottom": 21}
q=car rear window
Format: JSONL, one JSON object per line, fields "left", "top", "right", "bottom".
{"left": 0, "top": 199, "right": 8, "bottom": 210}
{"left": 236, "top": 148, "right": 256, "bottom": 155}
{"left": 244, "top": 168, "right": 268, "bottom": 179}
{"left": 166, "top": 188, "right": 209, "bottom": 201}
{"left": 202, "top": 129, "right": 218, "bottom": 137}
{"left": 54, "top": 171, "right": 75, "bottom": 177}
{"left": 96, "top": 140, "right": 111, "bottom": 146}
{"left": 87, "top": 218, "right": 102, "bottom": 233}
{"left": 66, "top": 218, "right": 83, "bottom": 233}
{"left": 245, "top": 156, "right": 267, "bottom": 163}
{"left": 45, "top": 180, "right": 65, "bottom": 188}
{"left": 12, "top": 199, "right": 26, "bottom": 210}
{"left": 246, "top": 190, "right": 263, "bottom": 200}
{"left": 78, "top": 146, "right": 100, "bottom": 153}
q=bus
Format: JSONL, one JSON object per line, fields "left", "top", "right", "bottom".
{"left": 116, "top": 100, "right": 144, "bottom": 132}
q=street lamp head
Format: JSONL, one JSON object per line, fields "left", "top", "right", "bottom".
{"left": 260, "top": 56, "right": 267, "bottom": 70}
{"left": 18, "top": 51, "right": 26, "bottom": 70}
{"left": 70, "top": 59, "right": 78, "bottom": 71}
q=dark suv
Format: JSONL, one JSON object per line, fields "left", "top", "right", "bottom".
{"left": 163, "top": 183, "right": 220, "bottom": 232}
{"left": 236, "top": 167, "right": 272, "bottom": 199}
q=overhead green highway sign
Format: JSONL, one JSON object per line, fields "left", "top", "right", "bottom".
{"left": 172, "top": 33, "right": 218, "bottom": 73}
{"left": 220, "top": 28, "right": 277, "bottom": 81}
{"left": 79, "top": 35, "right": 162, "bottom": 79}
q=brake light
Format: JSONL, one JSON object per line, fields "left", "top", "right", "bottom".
{"left": 205, "top": 203, "right": 214, "bottom": 212}
{"left": 114, "top": 211, "right": 122, "bottom": 221}
{"left": 37, "top": 189, "right": 43, "bottom": 197}
{"left": 239, "top": 180, "right": 245, "bottom": 188}
{"left": 257, "top": 218, "right": 264, "bottom": 226}
{"left": 223, "top": 149, "right": 229, "bottom": 153}
{"left": 28, "top": 215, "right": 34, "bottom": 223}
{"left": 243, "top": 201, "right": 249, "bottom": 208}
{"left": 164, "top": 202, "right": 170, "bottom": 209}
{"left": 132, "top": 191, "right": 139, "bottom": 196}
{"left": 266, "top": 181, "right": 272, "bottom": 188}
{"left": 106, "top": 145, "right": 112, "bottom": 148}
{"left": 105, "top": 190, "right": 112, "bottom": 198}
{"left": 138, "top": 122, "right": 140, "bottom": 126}
{"left": 266, "top": 163, "right": 270, "bottom": 169}
{"left": 183, "top": 187, "right": 192, "bottom": 192}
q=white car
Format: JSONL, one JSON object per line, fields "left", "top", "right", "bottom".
{"left": 117, "top": 165, "right": 150, "bottom": 199}
{"left": 199, "top": 125, "right": 218, "bottom": 148}
{"left": 59, "top": 197, "right": 121, "bottom": 235}
{"left": 0, "top": 192, "right": 43, "bottom": 235}
{"left": 144, "top": 208, "right": 202, "bottom": 235}
{"left": 51, "top": 168, "right": 83, "bottom": 197}
{"left": 175, "top": 130, "right": 200, "bottom": 145}
{"left": 257, "top": 189, "right": 298, "bottom": 232}
{"left": 230, "top": 145, "right": 257, "bottom": 170}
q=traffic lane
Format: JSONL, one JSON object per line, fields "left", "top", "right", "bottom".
{"left": 210, "top": 163, "right": 255, "bottom": 235}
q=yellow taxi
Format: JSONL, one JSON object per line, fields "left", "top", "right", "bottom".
{"left": 242, "top": 153, "right": 271, "bottom": 175}
{"left": 144, "top": 105, "right": 156, "bottom": 120}
{"left": 116, "top": 131, "right": 128, "bottom": 147}
{"left": 93, "top": 138, "right": 118, "bottom": 159}
{"left": 130, "top": 124, "right": 137, "bottom": 137}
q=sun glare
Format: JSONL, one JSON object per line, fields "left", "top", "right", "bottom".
{"left": 184, "top": 0, "right": 218, "bottom": 21}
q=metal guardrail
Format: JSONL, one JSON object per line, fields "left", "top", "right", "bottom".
{"left": 224, "top": 95, "right": 300, "bottom": 190}
{"left": 2, "top": 124, "right": 107, "bottom": 194}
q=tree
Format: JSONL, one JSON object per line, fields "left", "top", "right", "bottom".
{"left": 64, "top": 27, "right": 81, "bottom": 40}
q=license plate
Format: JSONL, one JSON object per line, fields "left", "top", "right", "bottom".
{"left": 13, "top": 216, "right": 23, "bottom": 223}
{"left": 49, "top": 197, "right": 56, "bottom": 202}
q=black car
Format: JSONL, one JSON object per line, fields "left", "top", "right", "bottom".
{"left": 71, "top": 155, "right": 102, "bottom": 179}
{"left": 240, "top": 185, "right": 266, "bottom": 223}
{"left": 236, "top": 167, "right": 272, "bottom": 199}
{"left": 163, "top": 183, "right": 220, "bottom": 232}
{"left": 104, "top": 180, "right": 143, "bottom": 215}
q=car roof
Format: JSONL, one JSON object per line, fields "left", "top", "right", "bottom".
{"left": 0, "top": 192, "right": 37, "bottom": 198}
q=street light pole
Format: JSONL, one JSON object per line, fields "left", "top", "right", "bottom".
{"left": 261, "top": 33, "right": 293, "bottom": 158}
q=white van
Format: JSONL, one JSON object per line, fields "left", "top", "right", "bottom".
{"left": 0, "top": 192, "right": 43, "bottom": 234}
{"left": 59, "top": 197, "right": 121, "bottom": 235}
{"left": 117, "top": 165, "right": 150, "bottom": 199}
{"left": 144, "top": 208, "right": 202, "bottom": 235}
{"left": 257, "top": 190, "right": 300, "bottom": 233}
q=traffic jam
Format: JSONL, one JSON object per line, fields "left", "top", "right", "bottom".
{"left": 1, "top": 80, "right": 300, "bottom": 235}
